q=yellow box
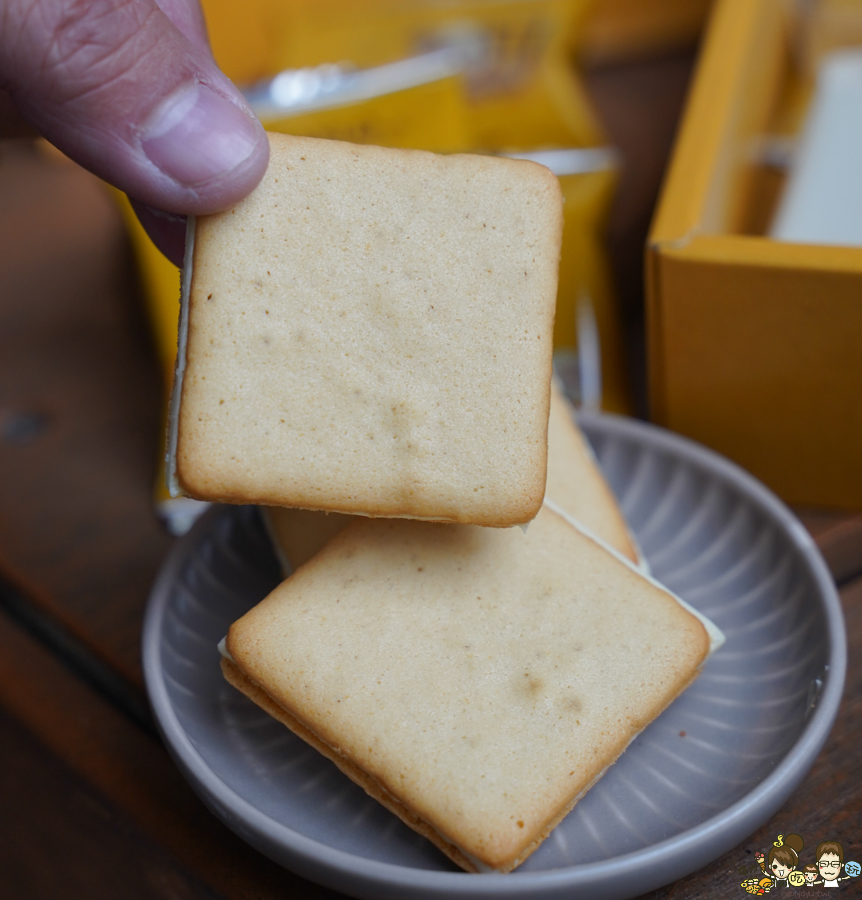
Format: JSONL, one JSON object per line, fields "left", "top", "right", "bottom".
{"left": 647, "top": 0, "right": 862, "bottom": 510}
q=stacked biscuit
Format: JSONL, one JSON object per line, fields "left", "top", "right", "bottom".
{"left": 169, "top": 133, "right": 721, "bottom": 874}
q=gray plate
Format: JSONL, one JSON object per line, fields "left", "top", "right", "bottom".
{"left": 142, "top": 413, "right": 846, "bottom": 900}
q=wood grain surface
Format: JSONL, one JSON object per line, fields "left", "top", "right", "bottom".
{"left": 0, "top": 47, "right": 859, "bottom": 899}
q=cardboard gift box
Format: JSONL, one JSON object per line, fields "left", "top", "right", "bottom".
{"left": 647, "top": 0, "right": 862, "bottom": 510}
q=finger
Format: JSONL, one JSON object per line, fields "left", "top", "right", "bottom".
{"left": 151, "top": 0, "right": 211, "bottom": 56}
{"left": 138, "top": 0, "right": 225, "bottom": 260}
{"left": 1, "top": 0, "right": 269, "bottom": 216}
{"left": 129, "top": 199, "right": 187, "bottom": 266}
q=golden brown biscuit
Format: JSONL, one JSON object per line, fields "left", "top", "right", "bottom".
{"left": 224, "top": 506, "right": 716, "bottom": 872}
{"left": 170, "top": 132, "right": 562, "bottom": 526}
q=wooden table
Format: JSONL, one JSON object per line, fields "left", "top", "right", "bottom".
{"left": 1, "top": 53, "right": 860, "bottom": 899}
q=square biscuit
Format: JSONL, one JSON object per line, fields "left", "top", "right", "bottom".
{"left": 170, "top": 132, "right": 563, "bottom": 526}
{"left": 224, "top": 505, "right": 716, "bottom": 872}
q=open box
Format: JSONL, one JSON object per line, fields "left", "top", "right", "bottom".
{"left": 647, "top": 0, "right": 862, "bottom": 509}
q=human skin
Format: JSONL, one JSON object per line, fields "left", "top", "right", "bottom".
{"left": 0, "top": 0, "right": 269, "bottom": 264}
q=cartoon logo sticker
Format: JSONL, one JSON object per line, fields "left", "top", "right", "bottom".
{"left": 739, "top": 835, "right": 859, "bottom": 891}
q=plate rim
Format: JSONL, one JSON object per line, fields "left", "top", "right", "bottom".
{"left": 142, "top": 413, "right": 847, "bottom": 899}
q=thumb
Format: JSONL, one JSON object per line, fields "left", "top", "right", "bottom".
{"left": 0, "top": 0, "right": 269, "bottom": 217}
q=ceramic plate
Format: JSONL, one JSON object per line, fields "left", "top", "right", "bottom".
{"left": 142, "top": 413, "right": 846, "bottom": 900}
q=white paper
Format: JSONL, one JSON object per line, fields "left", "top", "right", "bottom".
{"left": 772, "top": 48, "right": 862, "bottom": 246}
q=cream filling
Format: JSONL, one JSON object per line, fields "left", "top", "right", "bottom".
{"left": 166, "top": 214, "right": 196, "bottom": 498}
{"left": 218, "top": 636, "right": 230, "bottom": 660}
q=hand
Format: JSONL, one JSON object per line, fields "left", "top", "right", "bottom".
{"left": 0, "top": 0, "right": 269, "bottom": 264}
